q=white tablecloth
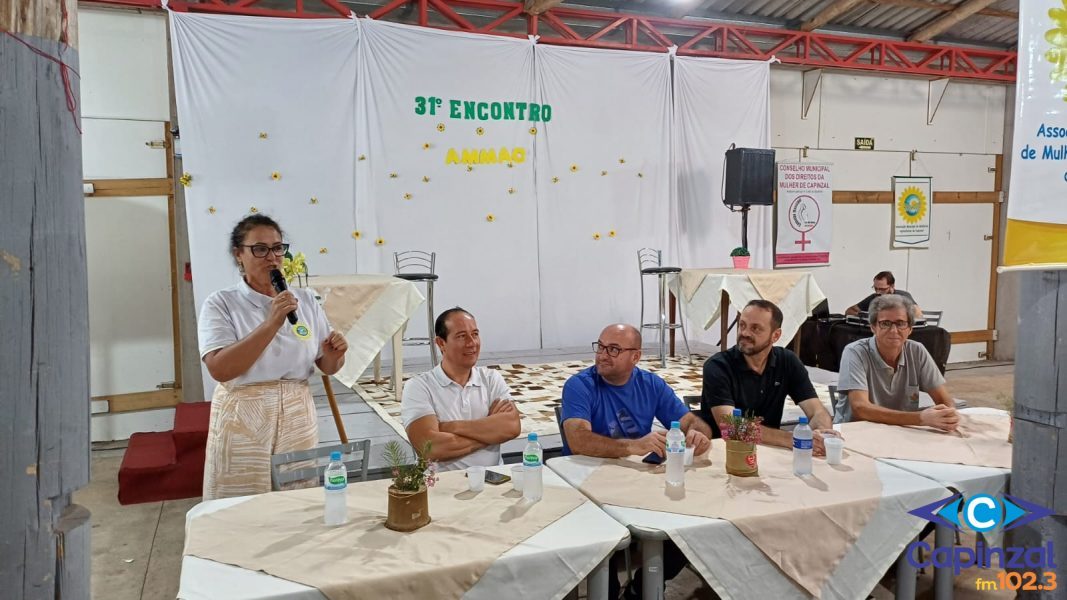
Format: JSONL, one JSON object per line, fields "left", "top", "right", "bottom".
{"left": 307, "top": 274, "right": 424, "bottom": 389}
{"left": 177, "top": 466, "right": 629, "bottom": 600}
{"left": 547, "top": 455, "right": 949, "bottom": 600}
{"left": 879, "top": 407, "right": 1011, "bottom": 546}
{"left": 669, "top": 269, "right": 826, "bottom": 346}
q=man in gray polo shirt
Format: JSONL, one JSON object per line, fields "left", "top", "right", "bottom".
{"left": 835, "top": 294, "right": 958, "bottom": 431}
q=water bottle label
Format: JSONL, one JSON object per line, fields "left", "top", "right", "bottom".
{"left": 793, "top": 438, "right": 813, "bottom": 450}
{"left": 523, "top": 453, "right": 542, "bottom": 468}
{"left": 326, "top": 473, "right": 347, "bottom": 489}
{"left": 667, "top": 441, "right": 685, "bottom": 453}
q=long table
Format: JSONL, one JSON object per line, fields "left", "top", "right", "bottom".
{"left": 872, "top": 408, "right": 1012, "bottom": 600}
{"left": 547, "top": 455, "right": 949, "bottom": 600}
{"left": 177, "top": 466, "right": 629, "bottom": 600}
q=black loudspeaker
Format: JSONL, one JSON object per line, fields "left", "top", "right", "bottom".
{"left": 723, "top": 147, "right": 775, "bottom": 207}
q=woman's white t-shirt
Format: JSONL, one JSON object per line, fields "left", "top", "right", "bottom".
{"left": 198, "top": 280, "right": 332, "bottom": 386}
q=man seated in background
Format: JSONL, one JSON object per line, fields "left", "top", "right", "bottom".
{"left": 845, "top": 270, "right": 923, "bottom": 318}
{"left": 561, "top": 323, "right": 712, "bottom": 599}
{"left": 701, "top": 300, "right": 838, "bottom": 456}
{"left": 835, "top": 295, "right": 958, "bottom": 430}
{"left": 402, "top": 307, "right": 520, "bottom": 471}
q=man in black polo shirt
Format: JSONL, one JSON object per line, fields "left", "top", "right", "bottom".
{"left": 701, "top": 299, "right": 839, "bottom": 456}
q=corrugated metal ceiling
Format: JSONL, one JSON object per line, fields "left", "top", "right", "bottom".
{"left": 564, "top": 0, "right": 1018, "bottom": 49}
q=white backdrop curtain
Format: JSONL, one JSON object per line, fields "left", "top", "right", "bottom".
{"left": 170, "top": 15, "right": 771, "bottom": 388}
{"left": 672, "top": 56, "right": 772, "bottom": 345}
{"left": 533, "top": 45, "right": 672, "bottom": 348}
{"left": 358, "top": 21, "right": 542, "bottom": 352}
{"left": 355, "top": 21, "right": 541, "bottom": 353}
{"left": 170, "top": 13, "right": 360, "bottom": 393}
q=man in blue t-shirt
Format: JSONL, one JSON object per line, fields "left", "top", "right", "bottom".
{"left": 561, "top": 323, "right": 712, "bottom": 600}
{"left": 561, "top": 323, "right": 712, "bottom": 457}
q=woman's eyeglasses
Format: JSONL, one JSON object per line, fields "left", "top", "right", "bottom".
{"left": 242, "top": 243, "right": 289, "bottom": 258}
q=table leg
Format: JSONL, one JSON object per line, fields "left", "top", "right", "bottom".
{"left": 587, "top": 555, "right": 610, "bottom": 600}
{"left": 894, "top": 536, "right": 918, "bottom": 600}
{"left": 373, "top": 352, "right": 382, "bottom": 383}
{"left": 321, "top": 375, "right": 348, "bottom": 445}
{"left": 642, "top": 539, "right": 664, "bottom": 600}
{"left": 719, "top": 291, "right": 730, "bottom": 353}
{"left": 934, "top": 524, "right": 954, "bottom": 599}
{"left": 392, "top": 326, "right": 404, "bottom": 404}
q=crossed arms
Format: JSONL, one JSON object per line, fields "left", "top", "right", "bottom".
{"left": 406, "top": 399, "right": 521, "bottom": 462}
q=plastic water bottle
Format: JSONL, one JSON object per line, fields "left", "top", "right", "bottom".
{"left": 523, "top": 433, "right": 544, "bottom": 502}
{"left": 793, "top": 417, "right": 813, "bottom": 476}
{"left": 323, "top": 451, "right": 348, "bottom": 526}
{"left": 665, "top": 420, "right": 686, "bottom": 487}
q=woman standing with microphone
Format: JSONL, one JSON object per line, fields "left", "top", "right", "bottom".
{"left": 198, "top": 214, "right": 348, "bottom": 500}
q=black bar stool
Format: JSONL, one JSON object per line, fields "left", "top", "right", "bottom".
{"left": 638, "top": 248, "right": 690, "bottom": 367}
{"left": 393, "top": 250, "right": 439, "bottom": 367}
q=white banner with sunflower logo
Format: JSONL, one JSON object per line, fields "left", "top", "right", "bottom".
{"left": 1003, "top": 0, "right": 1067, "bottom": 268}
{"left": 892, "top": 176, "right": 932, "bottom": 249}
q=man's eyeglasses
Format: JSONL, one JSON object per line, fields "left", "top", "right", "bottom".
{"left": 592, "top": 341, "right": 639, "bottom": 357}
{"left": 242, "top": 243, "right": 289, "bottom": 258}
{"left": 875, "top": 320, "right": 911, "bottom": 331}
{"left": 872, "top": 286, "right": 892, "bottom": 294}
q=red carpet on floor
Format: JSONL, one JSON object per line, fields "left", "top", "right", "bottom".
{"left": 117, "top": 401, "right": 210, "bottom": 505}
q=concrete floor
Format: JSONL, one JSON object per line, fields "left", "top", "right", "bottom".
{"left": 76, "top": 358, "right": 1017, "bottom": 599}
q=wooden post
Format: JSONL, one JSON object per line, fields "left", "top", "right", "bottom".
{"left": 0, "top": 0, "right": 92, "bottom": 596}
{"left": 1008, "top": 270, "right": 1067, "bottom": 592}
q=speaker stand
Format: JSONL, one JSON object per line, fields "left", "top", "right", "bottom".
{"left": 740, "top": 204, "right": 750, "bottom": 250}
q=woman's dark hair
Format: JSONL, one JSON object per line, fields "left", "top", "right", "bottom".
{"left": 229, "top": 214, "right": 284, "bottom": 253}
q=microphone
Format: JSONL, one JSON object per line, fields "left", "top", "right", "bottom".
{"left": 269, "top": 269, "right": 298, "bottom": 325}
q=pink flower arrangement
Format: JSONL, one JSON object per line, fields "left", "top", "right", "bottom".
{"left": 384, "top": 441, "right": 438, "bottom": 491}
{"left": 719, "top": 412, "right": 764, "bottom": 444}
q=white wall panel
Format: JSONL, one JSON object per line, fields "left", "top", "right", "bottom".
{"left": 818, "top": 74, "right": 926, "bottom": 151}
{"left": 773, "top": 147, "right": 802, "bottom": 161}
{"left": 770, "top": 68, "right": 820, "bottom": 149}
{"left": 86, "top": 196, "right": 175, "bottom": 397}
{"left": 911, "top": 153, "right": 996, "bottom": 192}
{"left": 817, "top": 73, "right": 1006, "bottom": 154}
{"left": 805, "top": 149, "right": 910, "bottom": 190}
{"left": 949, "top": 343, "right": 985, "bottom": 364}
{"left": 79, "top": 8, "right": 170, "bottom": 120}
{"left": 808, "top": 205, "right": 910, "bottom": 314}
{"left": 82, "top": 118, "right": 168, "bottom": 179}
{"left": 924, "top": 81, "right": 1005, "bottom": 155}
{"left": 806, "top": 202, "right": 993, "bottom": 364}
{"left": 91, "top": 409, "right": 176, "bottom": 442}
{"left": 905, "top": 204, "right": 993, "bottom": 332}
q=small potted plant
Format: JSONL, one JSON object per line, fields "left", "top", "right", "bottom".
{"left": 719, "top": 411, "right": 763, "bottom": 477}
{"left": 383, "top": 441, "right": 438, "bottom": 532}
{"left": 730, "top": 246, "right": 751, "bottom": 270}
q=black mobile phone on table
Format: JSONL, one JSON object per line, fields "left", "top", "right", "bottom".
{"left": 642, "top": 452, "right": 664, "bottom": 465}
{"left": 484, "top": 471, "right": 511, "bottom": 485}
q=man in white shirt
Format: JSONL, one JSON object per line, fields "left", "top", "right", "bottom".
{"left": 401, "top": 308, "right": 520, "bottom": 471}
